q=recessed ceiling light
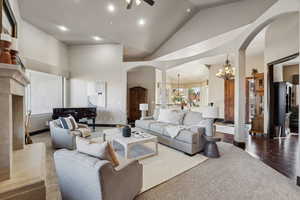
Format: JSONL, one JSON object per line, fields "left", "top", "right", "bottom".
{"left": 92, "top": 36, "right": 103, "bottom": 41}
{"left": 138, "top": 18, "right": 146, "bottom": 26}
{"left": 186, "top": 8, "right": 191, "bottom": 13}
{"left": 57, "top": 25, "right": 69, "bottom": 32}
{"left": 107, "top": 3, "right": 115, "bottom": 12}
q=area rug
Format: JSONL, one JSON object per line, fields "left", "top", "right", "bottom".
{"left": 114, "top": 143, "right": 208, "bottom": 192}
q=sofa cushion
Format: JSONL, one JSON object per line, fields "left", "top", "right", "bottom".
{"left": 59, "top": 117, "right": 74, "bottom": 130}
{"left": 183, "top": 111, "right": 203, "bottom": 126}
{"left": 175, "top": 128, "right": 204, "bottom": 144}
{"left": 76, "top": 137, "right": 119, "bottom": 167}
{"left": 135, "top": 120, "right": 156, "bottom": 130}
{"left": 157, "top": 109, "right": 185, "bottom": 125}
{"left": 149, "top": 122, "right": 170, "bottom": 134}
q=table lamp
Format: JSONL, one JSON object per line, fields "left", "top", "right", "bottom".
{"left": 202, "top": 105, "right": 219, "bottom": 137}
{"left": 139, "top": 104, "right": 148, "bottom": 120}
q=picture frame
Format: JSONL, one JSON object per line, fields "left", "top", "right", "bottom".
{"left": 0, "top": 0, "right": 17, "bottom": 37}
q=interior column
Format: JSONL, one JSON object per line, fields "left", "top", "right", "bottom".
{"left": 161, "top": 70, "right": 167, "bottom": 108}
{"left": 234, "top": 50, "right": 246, "bottom": 149}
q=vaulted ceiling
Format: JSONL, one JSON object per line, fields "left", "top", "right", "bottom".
{"left": 18, "top": 0, "right": 244, "bottom": 60}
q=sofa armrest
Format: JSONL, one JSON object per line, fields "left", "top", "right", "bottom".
{"left": 54, "top": 150, "right": 111, "bottom": 200}
{"left": 101, "top": 160, "right": 143, "bottom": 200}
{"left": 50, "top": 127, "right": 76, "bottom": 149}
{"left": 190, "top": 119, "right": 214, "bottom": 137}
{"left": 115, "top": 159, "right": 139, "bottom": 171}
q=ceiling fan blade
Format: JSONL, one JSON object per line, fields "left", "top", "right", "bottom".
{"left": 143, "top": 0, "right": 155, "bottom": 6}
{"left": 126, "top": 0, "right": 133, "bottom": 9}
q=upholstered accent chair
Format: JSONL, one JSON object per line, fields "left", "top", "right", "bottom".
{"left": 54, "top": 149, "right": 143, "bottom": 200}
{"left": 49, "top": 119, "right": 91, "bottom": 150}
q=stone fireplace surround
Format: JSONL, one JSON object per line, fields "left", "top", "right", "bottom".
{"left": 0, "top": 64, "right": 46, "bottom": 200}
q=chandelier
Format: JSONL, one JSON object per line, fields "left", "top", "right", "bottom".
{"left": 126, "top": 0, "right": 155, "bottom": 9}
{"left": 172, "top": 74, "right": 184, "bottom": 104}
{"left": 216, "top": 56, "right": 235, "bottom": 80}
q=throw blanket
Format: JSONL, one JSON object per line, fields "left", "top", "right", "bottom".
{"left": 165, "top": 123, "right": 208, "bottom": 138}
{"left": 165, "top": 125, "right": 188, "bottom": 138}
{"left": 72, "top": 128, "right": 91, "bottom": 138}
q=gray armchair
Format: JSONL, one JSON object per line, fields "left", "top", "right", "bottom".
{"left": 49, "top": 119, "right": 90, "bottom": 150}
{"left": 54, "top": 149, "right": 143, "bottom": 200}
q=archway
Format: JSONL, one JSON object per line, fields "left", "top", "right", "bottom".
{"left": 233, "top": 8, "right": 299, "bottom": 148}
{"left": 127, "top": 65, "right": 163, "bottom": 124}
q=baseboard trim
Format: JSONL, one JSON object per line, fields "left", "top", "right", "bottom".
{"left": 233, "top": 140, "right": 246, "bottom": 150}
{"left": 297, "top": 176, "right": 300, "bottom": 186}
{"left": 30, "top": 128, "right": 50, "bottom": 136}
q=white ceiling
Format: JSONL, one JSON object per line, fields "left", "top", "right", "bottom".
{"left": 18, "top": 0, "right": 244, "bottom": 60}
{"left": 18, "top": 0, "right": 195, "bottom": 60}
{"left": 167, "top": 60, "right": 209, "bottom": 84}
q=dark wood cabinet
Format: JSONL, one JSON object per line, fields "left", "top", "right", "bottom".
{"left": 224, "top": 79, "right": 234, "bottom": 123}
{"left": 274, "top": 82, "right": 292, "bottom": 137}
{"left": 129, "top": 87, "right": 147, "bottom": 122}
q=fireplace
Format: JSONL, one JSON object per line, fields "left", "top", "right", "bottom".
{"left": 0, "top": 64, "right": 46, "bottom": 200}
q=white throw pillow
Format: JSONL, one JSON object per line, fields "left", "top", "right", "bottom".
{"left": 157, "top": 109, "right": 185, "bottom": 125}
{"left": 76, "top": 137, "right": 108, "bottom": 158}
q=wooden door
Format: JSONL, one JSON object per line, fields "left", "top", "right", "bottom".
{"left": 224, "top": 79, "right": 234, "bottom": 123}
{"left": 129, "top": 87, "right": 147, "bottom": 122}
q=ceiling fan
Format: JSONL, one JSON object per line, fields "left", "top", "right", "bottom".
{"left": 126, "top": 0, "right": 155, "bottom": 9}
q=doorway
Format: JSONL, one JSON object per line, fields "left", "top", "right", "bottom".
{"left": 268, "top": 53, "right": 299, "bottom": 138}
{"left": 128, "top": 87, "right": 148, "bottom": 123}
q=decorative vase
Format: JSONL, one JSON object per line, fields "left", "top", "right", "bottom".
{"left": 122, "top": 125, "right": 131, "bottom": 137}
{"left": 10, "top": 50, "right": 18, "bottom": 64}
{"left": 0, "top": 40, "right": 12, "bottom": 64}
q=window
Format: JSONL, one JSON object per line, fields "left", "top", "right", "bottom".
{"left": 26, "top": 70, "right": 63, "bottom": 114}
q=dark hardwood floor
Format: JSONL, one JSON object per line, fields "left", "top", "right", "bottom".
{"left": 216, "top": 132, "right": 299, "bottom": 180}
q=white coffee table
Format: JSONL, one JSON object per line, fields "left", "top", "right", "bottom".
{"left": 103, "top": 128, "right": 158, "bottom": 160}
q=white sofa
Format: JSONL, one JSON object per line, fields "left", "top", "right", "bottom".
{"left": 135, "top": 110, "right": 212, "bottom": 155}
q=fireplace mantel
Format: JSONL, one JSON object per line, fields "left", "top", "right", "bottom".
{"left": 0, "top": 64, "right": 30, "bottom": 87}
{"left": 0, "top": 64, "right": 46, "bottom": 200}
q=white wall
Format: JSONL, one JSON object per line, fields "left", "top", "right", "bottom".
{"left": 19, "top": 21, "right": 69, "bottom": 77}
{"left": 127, "top": 67, "right": 156, "bottom": 115}
{"left": 19, "top": 21, "right": 69, "bottom": 131}
{"left": 246, "top": 54, "right": 265, "bottom": 76}
{"left": 68, "top": 44, "right": 127, "bottom": 124}
{"left": 265, "top": 13, "right": 299, "bottom": 63}
{"left": 9, "top": 0, "right": 70, "bottom": 131}
{"left": 208, "top": 65, "right": 225, "bottom": 118}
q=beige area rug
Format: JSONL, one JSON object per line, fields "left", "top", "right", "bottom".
{"left": 32, "top": 131, "right": 207, "bottom": 199}
{"left": 115, "top": 143, "right": 208, "bottom": 192}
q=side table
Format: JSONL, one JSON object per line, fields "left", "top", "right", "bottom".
{"left": 203, "top": 136, "right": 221, "bottom": 158}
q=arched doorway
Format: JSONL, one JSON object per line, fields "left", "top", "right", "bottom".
{"left": 127, "top": 66, "right": 159, "bottom": 124}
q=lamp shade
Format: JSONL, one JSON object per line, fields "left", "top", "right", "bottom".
{"left": 139, "top": 104, "right": 148, "bottom": 111}
{"left": 202, "top": 106, "right": 219, "bottom": 118}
